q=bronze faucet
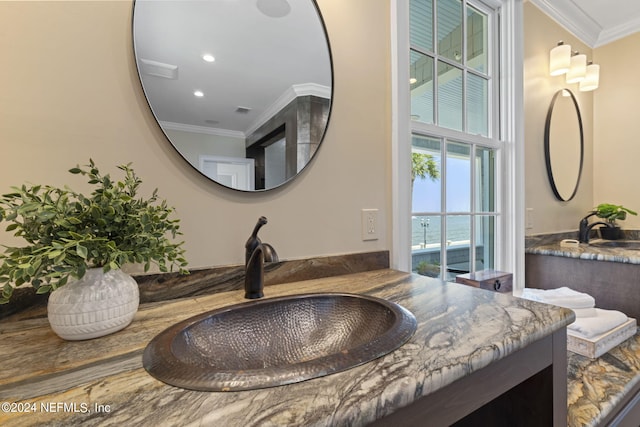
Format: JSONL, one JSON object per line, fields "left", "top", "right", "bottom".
{"left": 244, "top": 216, "right": 279, "bottom": 299}
{"left": 578, "top": 212, "right": 612, "bottom": 243}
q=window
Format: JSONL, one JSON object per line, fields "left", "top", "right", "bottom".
{"left": 408, "top": 0, "right": 500, "bottom": 280}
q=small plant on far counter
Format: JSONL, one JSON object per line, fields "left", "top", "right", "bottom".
{"left": 0, "top": 159, "right": 189, "bottom": 304}
{"left": 593, "top": 203, "right": 637, "bottom": 227}
{"left": 415, "top": 260, "right": 440, "bottom": 278}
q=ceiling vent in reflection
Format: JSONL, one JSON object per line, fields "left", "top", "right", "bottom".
{"left": 235, "top": 106, "right": 252, "bottom": 114}
{"left": 139, "top": 58, "right": 178, "bottom": 79}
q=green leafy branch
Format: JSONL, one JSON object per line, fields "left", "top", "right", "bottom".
{"left": 0, "top": 159, "right": 188, "bottom": 304}
{"left": 411, "top": 152, "right": 439, "bottom": 191}
{"left": 593, "top": 203, "right": 637, "bottom": 225}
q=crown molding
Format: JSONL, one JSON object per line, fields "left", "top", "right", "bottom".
{"left": 529, "top": 0, "right": 600, "bottom": 47}
{"left": 596, "top": 19, "right": 640, "bottom": 47}
{"left": 530, "top": 0, "right": 640, "bottom": 48}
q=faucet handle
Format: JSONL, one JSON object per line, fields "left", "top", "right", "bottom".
{"left": 245, "top": 216, "right": 268, "bottom": 264}
{"left": 246, "top": 217, "right": 267, "bottom": 244}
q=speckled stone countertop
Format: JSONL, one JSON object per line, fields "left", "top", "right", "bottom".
{"left": 526, "top": 234, "right": 640, "bottom": 265}
{"left": 0, "top": 269, "right": 575, "bottom": 426}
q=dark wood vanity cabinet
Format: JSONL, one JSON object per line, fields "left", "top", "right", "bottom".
{"left": 372, "top": 329, "right": 568, "bottom": 427}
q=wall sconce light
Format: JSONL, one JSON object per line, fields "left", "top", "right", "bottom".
{"left": 566, "top": 51, "right": 587, "bottom": 83}
{"left": 549, "top": 41, "right": 571, "bottom": 76}
{"left": 550, "top": 41, "right": 600, "bottom": 92}
{"left": 579, "top": 62, "right": 600, "bottom": 92}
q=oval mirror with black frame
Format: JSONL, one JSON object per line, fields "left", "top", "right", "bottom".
{"left": 544, "top": 89, "right": 584, "bottom": 201}
{"left": 132, "top": 0, "right": 333, "bottom": 192}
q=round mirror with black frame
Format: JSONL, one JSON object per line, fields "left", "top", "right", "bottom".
{"left": 544, "top": 88, "right": 584, "bottom": 202}
{"left": 132, "top": 0, "right": 333, "bottom": 192}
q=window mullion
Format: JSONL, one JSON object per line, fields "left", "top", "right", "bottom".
{"left": 492, "top": 9, "right": 501, "bottom": 140}
{"left": 470, "top": 144, "right": 477, "bottom": 272}
{"left": 412, "top": 122, "right": 500, "bottom": 149}
{"left": 462, "top": 0, "right": 468, "bottom": 135}
{"left": 433, "top": 0, "right": 439, "bottom": 126}
{"left": 440, "top": 137, "right": 447, "bottom": 279}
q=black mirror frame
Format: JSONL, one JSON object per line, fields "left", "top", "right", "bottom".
{"left": 544, "top": 88, "right": 584, "bottom": 202}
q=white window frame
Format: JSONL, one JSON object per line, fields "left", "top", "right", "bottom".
{"left": 391, "top": 0, "right": 525, "bottom": 288}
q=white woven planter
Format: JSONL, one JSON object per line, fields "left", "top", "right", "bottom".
{"left": 47, "top": 268, "right": 139, "bottom": 341}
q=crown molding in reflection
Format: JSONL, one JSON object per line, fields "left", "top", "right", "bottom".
{"left": 159, "top": 121, "right": 246, "bottom": 139}
{"left": 245, "top": 83, "right": 331, "bottom": 137}
{"left": 159, "top": 83, "right": 330, "bottom": 140}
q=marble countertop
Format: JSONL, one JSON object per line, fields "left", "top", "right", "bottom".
{"left": 567, "top": 332, "right": 640, "bottom": 427}
{"left": 0, "top": 269, "right": 575, "bottom": 426}
{"left": 526, "top": 238, "right": 640, "bottom": 265}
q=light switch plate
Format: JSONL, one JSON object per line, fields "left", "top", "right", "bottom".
{"left": 526, "top": 208, "right": 534, "bottom": 229}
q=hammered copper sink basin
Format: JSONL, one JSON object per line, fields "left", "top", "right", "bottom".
{"left": 143, "top": 293, "right": 417, "bottom": 391}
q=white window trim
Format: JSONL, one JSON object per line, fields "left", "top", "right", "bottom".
{"left": 391, "top": 0, "right": 525, "bottom": 289}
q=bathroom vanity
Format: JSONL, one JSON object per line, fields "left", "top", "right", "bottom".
{"left": 526, "top": 235, "right": 640, "bottom": 322}
{"left": 526, "top": 234, "right": 640, "bottom": 426}
{"left": 0, "top": 269, "right": 572, "bottom": 426}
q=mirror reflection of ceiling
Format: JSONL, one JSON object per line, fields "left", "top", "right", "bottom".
{"left": 529, "top": 0, "right": 640, "bottom": 47}
{"left": 133, "top": 0, "right": 331, "bottom": 137}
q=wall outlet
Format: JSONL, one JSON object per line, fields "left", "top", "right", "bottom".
{"left": 361, "top": 209, "right": 379, "bottom": 241}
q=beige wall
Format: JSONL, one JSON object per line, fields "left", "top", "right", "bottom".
{"left": 593, "top": 32, "right": 640, "bottom": 228}
{"left": 524, "top": 3, "right": 594, "bottom": 234}
{"left": 0, "top": 1, "right": 391, "bottom": 270}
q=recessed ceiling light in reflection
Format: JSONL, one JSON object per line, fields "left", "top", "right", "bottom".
{"left": 194, "top": 90, "right": 204, "bottom": 97}
{"left": 202, "top": 54, "right": 215, "bottom": 63}
{"left": 409, "top": 78, "right": 417, "bottom": 84}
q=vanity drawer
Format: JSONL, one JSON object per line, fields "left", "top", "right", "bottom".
{"left": 455, "top": 270, "right": 513, "bottom": 293}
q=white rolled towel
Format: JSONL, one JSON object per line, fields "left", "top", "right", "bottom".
{"left": 521, "top": 287, "right": 595, "bottom": 309}
{"left": 572, "top": 307, "right": 598, "bottom": 318}
{"left": 568, "top": 308, "right": 629, "bottom": 339}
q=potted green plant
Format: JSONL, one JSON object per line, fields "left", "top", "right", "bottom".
{"left": 415, "top": 260, "right": 440, "bottom": 278}
{"left": 0, "top": 160, "right": 188, "bottom": 340}
{"left": 593, "top": 203, "right": 637, "bottom": 240}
